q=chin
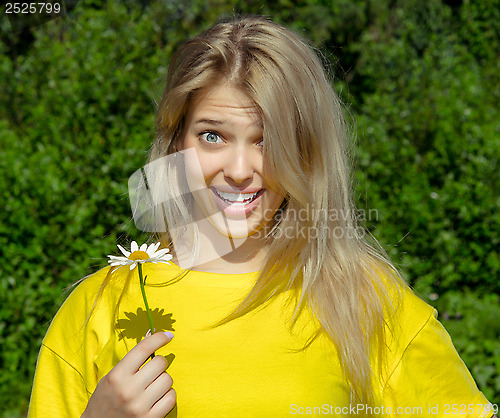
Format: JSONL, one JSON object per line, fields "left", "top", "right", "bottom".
{"left": 208, "top": 216, "right": 266, "bottom": 240}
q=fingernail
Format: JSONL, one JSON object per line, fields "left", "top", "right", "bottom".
{"left": 144, "top": 328, "right": 156, "bottom": 338}
{"left": 163, "top": 331, "right": 174, "bottom": 340}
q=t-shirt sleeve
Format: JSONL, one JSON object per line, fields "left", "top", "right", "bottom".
{"left": 382, "top": 306, "right": 493, "bottom": 418}
{"left": 27, "top": 343, "right": 90, "bottom": 417}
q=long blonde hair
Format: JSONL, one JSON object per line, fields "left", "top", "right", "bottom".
{"left": 149, "top": 14, "right": 405, "bottom": 411}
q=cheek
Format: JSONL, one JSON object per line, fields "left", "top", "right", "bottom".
{"left": 268, "top": 192, "right": 284, "bottom": 207}
{"left": 197, "top": 156, "right": 222, "bottom": 182}
{"left": 183, "top": 146, "right": 221, "bottom": 185}
{"left": 262, "top": 192, "right": 285, "bottom": 218}
{"left": 182, "top": 148, "right": 209, "bottom": 192}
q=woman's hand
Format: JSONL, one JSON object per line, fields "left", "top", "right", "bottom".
{"left": 82, "top": 331, "right": 176, "bottom": 418}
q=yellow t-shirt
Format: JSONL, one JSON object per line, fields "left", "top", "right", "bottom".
{"left": 28, "top": 262, "right": 492, "bottom": 417}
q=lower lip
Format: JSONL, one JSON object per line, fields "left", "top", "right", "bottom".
{"left": 211, "top": 188, "right": 264, "bottom": 216}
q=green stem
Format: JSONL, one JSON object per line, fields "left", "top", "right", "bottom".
{"left": 138, "top": 263, "right": 155, "bottom": 359}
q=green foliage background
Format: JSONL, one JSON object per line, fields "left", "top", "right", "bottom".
{"left": 0, "top": 0, "right": 498, "bottom": 415}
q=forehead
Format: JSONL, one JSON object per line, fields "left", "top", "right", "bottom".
{"left": 187, "top": 84, "right": 262, "bottom": 127}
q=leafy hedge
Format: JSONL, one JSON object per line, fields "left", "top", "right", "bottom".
{"left": 0, "top": 0, "right": 498, "bottom": 415}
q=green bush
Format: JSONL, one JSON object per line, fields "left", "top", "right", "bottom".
{"left": 0, "top": 0, "right": 498, "bottom": 415}
{"left": 433, "top": 291, "right": 500, "bottom": 402}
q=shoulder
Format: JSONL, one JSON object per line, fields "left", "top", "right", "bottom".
{"left": 54, "top": 265, "right": 130, "bottom": 319}
{"left": 41, "top": 266, "right": 117, "bottom": 347}
{"left": 369, "top": 265, "right": 435, "bottom": 349}
{"left": 389, "top": 285, "right": 436, "bottom": 343}
{"left": 64, "top": 265, "right": 115, "bottom": 304}
{"left": 371, "top": 270, "right": 439, "bottom": 377}
{"left": 383, "top": 283, "right": 440, "bottom": 368}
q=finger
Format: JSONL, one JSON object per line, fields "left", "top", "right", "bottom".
{"left": 119, "top": 332, "right": 174, "bottom": 375}
{"left": 149, "top": 387, "right": 177, "bottom": 418}
{"left": 135, "top": 355, "right": 168, "bottom": 391}
{"left": 142, "top": 371, "right": 174, "bottom": 410}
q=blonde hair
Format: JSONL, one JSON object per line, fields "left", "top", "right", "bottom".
{"left": 150, "top": 14, "right": 405, "bottom": 412}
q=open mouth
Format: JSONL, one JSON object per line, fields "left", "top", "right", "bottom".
{"left": 211, "top": 188, "right": 264, "bottom": 206}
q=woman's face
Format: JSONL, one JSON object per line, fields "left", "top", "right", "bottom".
{"left": 178, "top": 83, "right": 285, "bottom": 239}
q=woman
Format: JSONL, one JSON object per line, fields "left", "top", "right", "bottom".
{"left": 28, "top": 15, "right": 495, "bottom": 417}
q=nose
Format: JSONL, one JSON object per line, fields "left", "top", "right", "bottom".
{"left": 223, "top": 144, "right": 258, "bottom": 184}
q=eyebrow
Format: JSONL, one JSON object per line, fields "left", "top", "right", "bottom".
{"left": 195, "top": 118, "right": 224, "bottom": 125}
{"left": 194, "top": 118, "right": 263, "bottom": 128}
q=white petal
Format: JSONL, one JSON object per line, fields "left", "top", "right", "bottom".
{"left": 147, "top": 242, "right": 161, "bottom": 256}
{"left": 107, "top": 255, "right": 128, "bottom": 261}
{"left": 109, "top": 262, "right": 126, "bottom": 267}
{"left": 139, "top": 243, "right": 148, "bottom": 252}
{"left": 153, "top": 248, "right": 171, "bottom": 258}
{"left": 130, "top": 241, "right": 139, "bottom": 253}
{"left": 117, "top": 244, "right": 131, "bottom": 258}
{"left": 150, "top": 254, "right": 172, "bottom": 264}
{"left": 129, "top": 262, "right": 137, "bottom": 271}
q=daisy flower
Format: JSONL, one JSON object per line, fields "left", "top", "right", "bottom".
{"left": 107, "top": 241, "right": 173, "bottom": 271}
{"left": 107, "top": 241, "right": 172, "bottom": 358}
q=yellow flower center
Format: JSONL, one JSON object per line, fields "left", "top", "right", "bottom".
{"left": 128, "top": 251, "right": 150, "bottom": 261}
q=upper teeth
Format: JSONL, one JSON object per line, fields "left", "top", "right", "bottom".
{"left": 214, "top": 190, "right": 259, "bottom": 202}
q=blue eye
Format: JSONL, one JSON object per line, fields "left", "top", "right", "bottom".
{"left": 200, "top": 131, "right": 222, "bottom": 144}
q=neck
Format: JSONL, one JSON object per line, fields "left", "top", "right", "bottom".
{"left": 170, "top": 216, "right": 269, "bottom": 274}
